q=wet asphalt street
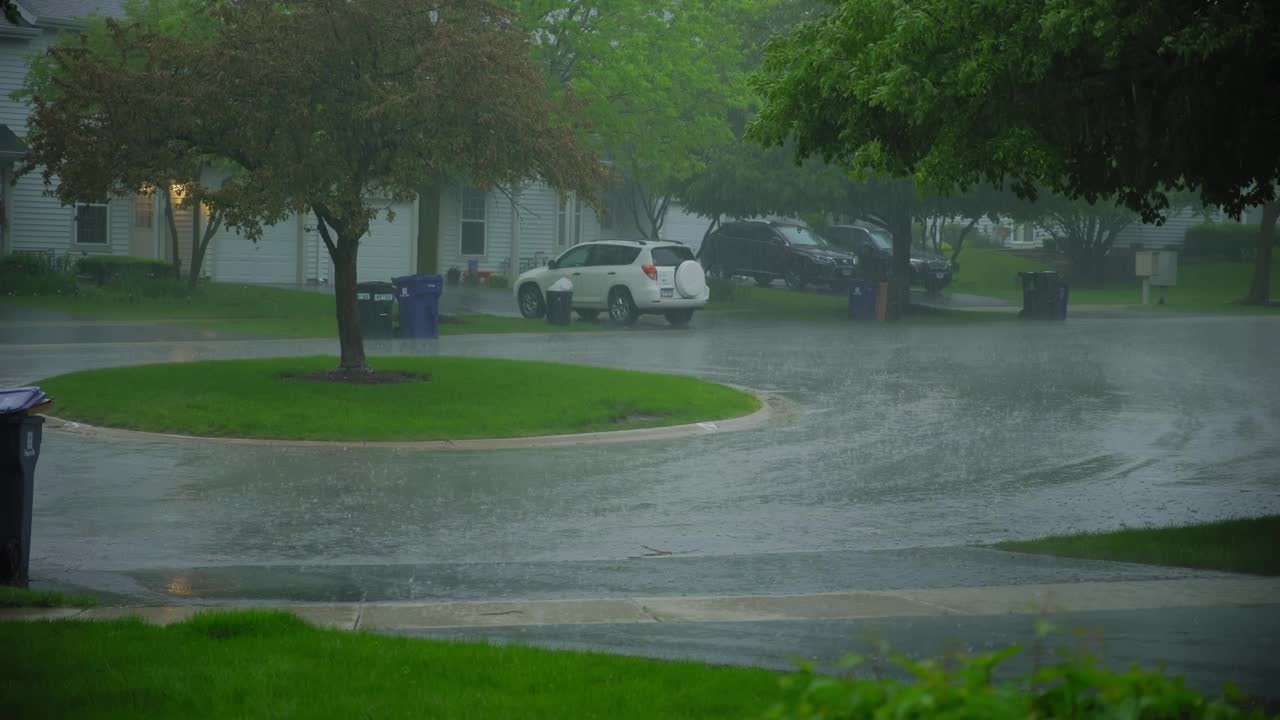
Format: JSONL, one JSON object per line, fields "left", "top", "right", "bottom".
{"left": 3, "top": 304, "right": 1279, "bottom": 699}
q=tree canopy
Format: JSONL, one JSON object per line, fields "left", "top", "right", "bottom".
{"left": 750, "top": 0, "right": 1280, "bottom": 303}
{"left": 510, "top": 0, "right": 763, "bottom": 237}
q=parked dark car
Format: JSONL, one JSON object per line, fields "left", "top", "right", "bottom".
{"left": 697, "top": 221, "right": 860, "bottom": 290}
{"left": 824, "top": 224, "right": 954, "bottom": 294}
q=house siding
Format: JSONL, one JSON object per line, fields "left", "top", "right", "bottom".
{"left": 1114, "top": 208, "right": 1226, "bottom": 249}
{"left": 4, "top": 29, "right": 133, "bottom": 257}
{"left": 0, "top": 32, "right": 47, "bottom": 135}
{"left": 439, "top": 184, "right": 517, "bottom": 275}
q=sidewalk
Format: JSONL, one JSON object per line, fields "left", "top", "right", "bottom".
{"left": 5, "top": 576, "right": 1276, "bottom": 631}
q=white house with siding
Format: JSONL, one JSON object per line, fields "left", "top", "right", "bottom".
{"left": 0, "top": 0, "right": 650, "bottom": 286}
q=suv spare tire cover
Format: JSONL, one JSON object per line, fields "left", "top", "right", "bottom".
{"left": 675, "top": 260, "right": 708, "bottom": 298}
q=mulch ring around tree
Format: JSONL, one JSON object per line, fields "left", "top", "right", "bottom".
{"left": 282, "top": 369, "right": 431, "bottom": 385}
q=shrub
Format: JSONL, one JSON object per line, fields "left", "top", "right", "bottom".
{"left": 1183, "top": 223, "right": 1267, "bottom": 261}
{"left": 462, "top": 272, "right": 481, "bottom": 287}
{"left": 76, "top": 255, "right": 173, "bottom": 287}
{"left": 766, "top": 642, "right": 1264, "bottom": 720}
{"left": 486, "top": 274, "right": 510, "bottom": 289}
{"left": 0, "top": 252, "right": 78, "bottom": 296}
{"left": 445, "top": 267, "right": 462, "bottom": 286}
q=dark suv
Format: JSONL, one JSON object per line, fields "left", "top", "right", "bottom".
{"left": 697, "top": 221, "right": 860, "bottom": 290}
{"left": 824, "top": 224, "right": 954, "bottom": 294}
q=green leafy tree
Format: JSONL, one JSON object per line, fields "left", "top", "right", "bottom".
{"left": 750, "top": 0, "right": 1280, "bottom": 304}
{"left": 21, "top": 0, "right": 599, "bottom": 372}
{"left": 511, "top": 0, "right": 760, "bottom": 238}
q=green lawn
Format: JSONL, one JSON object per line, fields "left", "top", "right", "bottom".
{"left": 0, "top": 587, "right": 97, "bottom": 609}
{"left": 1068, "top": 259, "right": 1280, "bottom": 313}
{"left": 2, "top": 283, "right": 599, "bottom": 338}
{"left": 37, "top": 356, "right": 760, "bottom": 441}
{"left": 948, "top": 249, "right": 1280, "bottom": 313}
{"left": 0, "top": 611, "right": 781, "bottom": 720}
{"left": 949, "top": 248, "right": 1048, "bottom": 301}
{"left": 993, "top": 515, "right": 1280, "bottom": 576}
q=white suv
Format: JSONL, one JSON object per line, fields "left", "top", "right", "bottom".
{"left": 514, "top": 241, "right": 709, "bottom": 326}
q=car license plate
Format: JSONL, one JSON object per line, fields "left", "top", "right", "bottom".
{"left": 660, "top": 288, "right": 674, "bottom": 298}
{"left": 935, "top": 272, "right": 946, "bottom": 279}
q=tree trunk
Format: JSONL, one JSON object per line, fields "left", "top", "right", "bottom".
{"left": 187, "top": 207, "right": 223, "bottom": 290}
{"left": 1242, "top": 201, "right": 1278, "bottom": 305}
{"left": 887, "top": 212, "right": 913, "bottom": 321}
{"left": 950, "top": 218, "right": 978, "bottom": 263}
{"left": 315, "top": 208, "right": 367, "bottom": 372}
{"left": 161, "top": 191, "right": 181, "bottom": 281}
{"left": 331, "top": 242, "right": 366, "bottom": 371}
{"left": 701, "top": 214, "right": 720, "bottom": 244}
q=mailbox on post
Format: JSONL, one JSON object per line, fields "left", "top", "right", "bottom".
{"left": 1135, "top": 250, "right": 1177, "bottom": 305}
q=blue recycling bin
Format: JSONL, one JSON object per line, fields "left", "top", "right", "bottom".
{"left": 848, "top": 279, "right": 878, "bottom": 320}
{"left": 391, "top": 274, "right": 444, "bottom": 338}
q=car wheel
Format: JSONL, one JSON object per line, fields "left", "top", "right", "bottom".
{"left": 665, "top": 309, "right": 694, "bottom": 327}
{"left": 784, "top": 267, "right": 807, "bottom": 291}
{"left": 608, "top": 287, "right": 639, "bottom": 326}
{"left": 753, "top": 275, "right": 773, "bottom": 288}
{"left": 576, "top": 310, "right": 600, "bottom": 322}
{"left": 518, "top": 284, "right": 545, "bottom": 319}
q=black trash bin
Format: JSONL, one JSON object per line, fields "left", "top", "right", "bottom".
{"left": 1018, "top": 271, "right": 1069, "bottom": 320}
{"left": 546, "top": 289, "right": 573, "bottom": 326}
{"left": 355, "top": 281, "right": 397, "bottom": 338}
{"left": 2, "top": 387, "right": 47, "bottom": 587}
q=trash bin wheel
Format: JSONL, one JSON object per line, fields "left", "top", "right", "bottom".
{"left": 518, "top": 283, "right": 545, "bottom": 319}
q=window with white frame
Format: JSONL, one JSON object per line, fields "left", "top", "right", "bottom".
{"left": 557, "top": 192, "right": 583, "bottom": 246}
{"left": 75, "top": 203, "right": 109, "bottom": 244}
{"left": 461, "top": 186, "right": 486, "bottom": 256}
{"left": 134, "top": 194, "right": 153, "bottom": 229}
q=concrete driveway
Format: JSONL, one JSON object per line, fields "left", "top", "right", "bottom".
{"left": 4, "top": 305, "right": 1279, "bottom": 701}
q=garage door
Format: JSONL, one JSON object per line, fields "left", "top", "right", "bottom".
{"left": 357, "top": 202, "right": 414, "bottom": 282}
{"left": 213, "top": 215, "right": 300, "bottom": 284}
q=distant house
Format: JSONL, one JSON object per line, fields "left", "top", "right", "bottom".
{"left": 0, "top": 0, "right": 649, "bottom": 284}
{"left": 1, "top": 0, "right": 129, "bottom": 261}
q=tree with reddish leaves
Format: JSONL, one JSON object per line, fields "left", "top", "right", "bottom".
{"left": 21, "top": 0, "right": 600, "bottom": 372}
{"left": 19, "top": 6, "right": 230, "bottom": 288}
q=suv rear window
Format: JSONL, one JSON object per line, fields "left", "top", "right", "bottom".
{"left": 650, "top": 246, "right": 695, "bottom": 266}
{"left": 591, "top": 245, "right": 641, "bottom": 266}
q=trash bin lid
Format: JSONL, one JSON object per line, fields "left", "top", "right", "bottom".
{"left": 0, "top": 387, "right": 49, "bottom": 415}
{"left": 549, "top": 277, "right": 573, "bottom": 292}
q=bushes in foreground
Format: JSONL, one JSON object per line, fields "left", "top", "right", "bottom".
{"left": 768, "top": 640, "right": 1268, "bottom": 720}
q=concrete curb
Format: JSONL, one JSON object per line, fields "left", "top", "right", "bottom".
{"left": 42, "top": 389, "right": 784, "bottom": 451}
{"left": 4, "top": 577, "right": 1276, "bottom": 631}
